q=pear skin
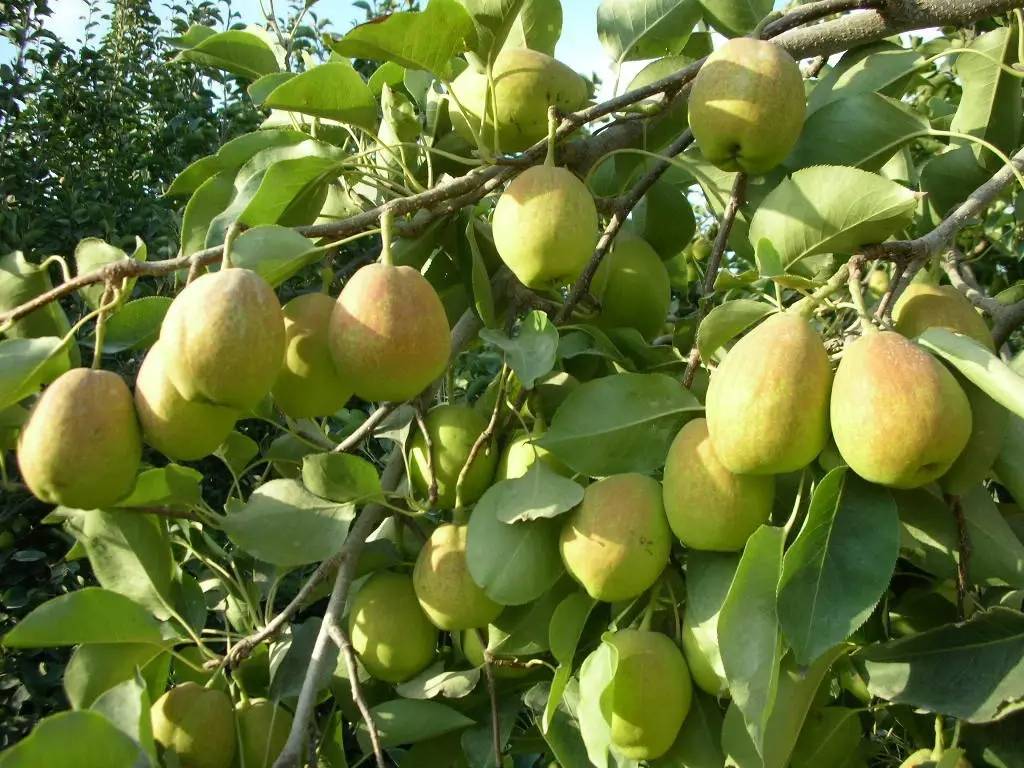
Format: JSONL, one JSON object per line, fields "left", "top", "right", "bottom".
{"left": 135, "top": 341, "right": 237, "bottom": 461}
{"left": 830, "top": 332, "right": 972, "bottom": 489}
{"left": 348, "top": 571, "right": 438, "bottom": 683}
{"left": 273, "top": 293, "right": 353, "bottom": 419}
{"left": 893, "top": 283, "right": 994, "bottom": 350}
{"left": 160, "top": 268, "right": 285, "bottom": 410}
{"left": 705, "top": 313, "right": 832, "bottom": 475}
{"left": 492, "top": 165, "right": 598, "bottom": 289}
{"left": 18, "top": 368, "right": 141, "bottom": 508}
{"left": 559, "top": 473, "right": 671, "bottom": 602}
{"left": 592, "top": 235, "right": 671, "bottom": 341}
{"left": 413, "top": 523, "right": 502, "bottom": 630}
{"left": 663, "top": 419, "right": 774, "bottom": 551}
{"left": 150, "top": 683, "right": 235, "bottom": 768}
{"left": 235, "top": 699, "right": 292, "bottom": 768}
{"left": 408, "top": 403, "right": 497, "bottom": 508}
{"left": 328, "top": 263, "right": 450, "bottom": 403}
{"left": 606, "top": 629, "right": 692, "bottom": 760}
{"left": 688, "top": 38, "right": 805, "bottom": 174}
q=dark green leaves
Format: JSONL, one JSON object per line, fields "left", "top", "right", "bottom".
{"left": 361, "top": 699, "right": 475, "bottom": 747}
{"left": 480, "top": 310, "right": 558, "bottom": 389}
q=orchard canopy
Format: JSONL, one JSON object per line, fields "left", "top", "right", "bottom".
{"left": 4, "top": 0, "right": 1024, "bottom": 766}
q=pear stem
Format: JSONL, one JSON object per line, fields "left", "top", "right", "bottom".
{"left": 847, "top": 258, "right": 876, "bottom": 334}
{"left": 379, "top": 209, "right": 394, "bottom": 267}
{"left": 545, "top": 106, "right": 558, "bottom": 167}
{"left": 90, "top": 284, "right": 113, "bottom": 369}
{"left": 639, "top": 578, "right": 664, "bottom": 632}
{"left": 222, "top": 222, "right": 241, "bottom": 271}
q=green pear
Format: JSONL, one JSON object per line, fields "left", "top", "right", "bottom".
{"left": 705, "top": 312, "right": 832, "bottom": 475}
{"left": 449, "top": 48, "right": 588, "bottom": 153}
{"left": 940, "top": 377, "right": 1006, "bottom": 495}
{"left": 690, "top": 236, "right": 712, "bottom": 262}
{"left": 348, "top": 571, "right": 438, "bottom": 683}
{"left": 900, "top": 748, "right": 972, "bottom": 768}
{"left": 408, "top": 403, "right": 497, "bottom": 508}
{"left": 893, "top": 283, "right": 994, "bottom": 350}
{"left": 18, "top": 368, "right": 141, "bottom": 508}
{"left": 235, "top": 699, "right": 292, "bottom": 768}
{"left": 496, "top": 431, "right": 571, "bottom": 480}
{"left": 682, "top": 622, "right": 728, "bottom": 698}
{"left": 605, "top": 629, "right": 692, "bottom": 760}
{"left": 150, "top": 683, "right": 235, "bottom": 768}
{"left": 135, "top": 341, "right": 237, "bottom": 461}
{"left": 631, "top": 181, "right": 695, "bottom": 260}
{"left": 171, "top": 645, "right": 227, "bottom": 690}
{"left": 560, "top": 473, "right": 671, "bottom": 602}
{"left": 492, "top": 165, "right": 598, "bottom": 289}
{"left": 328, "top": 263, "right": 451, "bottom": 402}
{"left": 867, "top": 267, "right": 891, "bottom": 299}
{"left": 413, "top": 523, "right": 501, "bottom": 630}
{"left": 663, "top": 419, "right": 773, "bottom": 551}
{"left": 160, "top": 268, "right": 285, "bottom": 410}
{"left": 688, "top": 38, "right": 805, "bottom": 174}
{"left": 831, "top": 332, "right": 972, "bottom": 488}
{"left": 272, "top": 293, "right": 353, "bottom": 419}
{"left": 591, "top": 235, "right": 671, "bottom": 341}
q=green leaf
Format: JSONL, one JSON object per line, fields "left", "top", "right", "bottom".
{"left": 597, "top": 0, "right": 701, "bottom": 64}
{"left": 545, "top": 591, "right": 596, "bottom": 730}
{"left": 164, "top": 154, "right": 221, "bottom": 197}
{"left": 480, "top": 311, "right": 558, "bottom": 389}
{"left": 263, "top": 61, "right": 377, "bottom": 130}
{"left": 696, "top": 301, "right": 775, "bottom": 363}
{"left": 920, "top": 144, "right": 992, "bottom": 218}
{"left": 228, "top": 225, "right": 318, "bottom": 287}
{"left": 778, "top": 469, "right": 900, "bottom": 666}
{"left": 91, "top": 674, "right": 157, "bottom": 764}
{"left": 460, "top": 0, "right": 529, "bottom": 62}
{"left": 467, "top": 484, "right": 564, "bottom": 605}
{"left": 237, "top": 156, "right": 343, "bottom": 229}
{"left": 0, "top": 710, "right": 148, "bottom": 768}
{"left": 117, "top": 465, "right": 203, "bottom": 510}
{"left": 73, "top": 238, "right": 133, "bottom": 309}
{"left": 790, "top": 707, "right": 865, "bottom": 768}
{"left": 223, "top": 479, "right": 356, "bottom": 567}
{"left": 538, "top": 372, "right": 701, "bottom": 476}
{"left": 651, "top": 691, "right": 725, "bottom": 767}
{"left": 64, "top": 643, "right": 164, "bottom": 709}
{"left": 181, "top": 171, "right": 236, "bottom": 258}
{"left": 0, "top": 337, "right": 71, "bottom": 411}
{"left": 327, "top": 0, "right": 476, "bottom": 80}
{"left": 697, "top": 0, "right": 771, "bottom": 37}
{"left": 502, "top": 0, "right": 562, "bottom": 55}
{"left": 95, "top": 297, "right": 171, "bottom": 353}
{"left": 808, "top": 43, "right": 924, "bottom": 113}
{"left": 394, "top": 662, "right": 480, "bottom": 700}
{"left": 216, "top": 431, "right": 260, "bottom": 476}
{"left": 301, "top": 452, "right": 383, "bottom": 503}
{"left": 361, "top": 699, "right": 475, "bottom": 747}
{"left": 270, "top": 617, "right": 338, "bottom": 700}
{"left": 163, "top": 23, "right": 217, "bottom": 49}
{"left": 368, "top": 61, "right": 406, "bottom": 94}
{"left": 863, "top": 607, "right": 1024, "bottom": 722}
{"left": 3, "top": 588, "right": 163, "bottom": 647}
{"left": 246, "top": 71, "right": 295, "bottom": 106}
{"left": 465, "top": 219, "right": 497, "bottom": 329}
{"left": 747, "top": 166, "right": 918, "bottom": 267}
{"left": 489, "top": 463, "right": 584, "bottom": 524}
{"left": 176, "top": 28, "right": 280, "bottom": 80}
{"left": 718, "top": 525, "right": 785, "bottom": 757}
{"left": 0, "top": 251, "right": 75, "bottom": 350}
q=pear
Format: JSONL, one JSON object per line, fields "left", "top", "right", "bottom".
{"left": 560, "top": 473, "right": 671, "bottom": 602}
{"left": 328, "top": 263, "right": 450, "bottom": 403}
{"left": 272, "top": 293, "right": 353, "bottom": 419}
{"left": 705, "top": 312, "right": 832, "bottom": 475}
{"left": 605, "top": 629, "right": 692, "bottom": 760}
{"left": 235, "top": 699, "right": 292, "bottom": 768}
{"left": 830, "top": 332, "right": 972, "bottom": 488}
{"left": 900, "top": 748, "right": 972, "bottom": 768}
{"left": 449, "top": 48, "right": 588, "bottom": 153}
{"left": 150, "top": 683, "right": 235, "bottom": 768}
{"left": 135, "top": 341, "right": 237, "bottom": 461}
{"left": 348, "top": 571, "right": 438, "bottom": 683}
{"left": 408, "top": 403, "right": 497, "bottom": 508}
{"left": 592, "top": 235, "right": 671, "bottom": 341}
{"left": 682, "top": 622, "right": 728, "bottom": 697}
{"left": 18, "top": 368, "right": 141, "bottom": 508}
{"left": 663, "top": 419, "right": 774, "bottom": 551}
{"left": 496, "top": 431, "right": 571, "bottom": 480}
{"left": 893, "top": 283, "right": 994, "bottom": 350}
{"left": 413, "top": 523, "right": 501, "bottom": 630}
{"left": 529, "top": 370, "right": 579, "bottom": 423}
{"left": 492, "top": 165, "right": 598, "bottom": 289}
{"left": 160, "top": 268, "right": 285, "bottom": 410}
{"left": 688, "top": 38, "right": 805, "bottom": 174}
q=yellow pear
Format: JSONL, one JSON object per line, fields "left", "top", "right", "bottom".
{"left": 492, "top": 165, "right": 598, "bottom": 289}
{"left": 688, "top": 38, "right": 805, "bottom": 174}
{"left": 831, "top": 332, "right": 972, "bottom": 488}
{"left": 592, "top": 235, "right": 671, "bottom": 341}
{"left": 235, "top": 699, "right": 292, "bottom": 768}
{"left": 160, "top": 268, "right": 285, "bottom": 410}
{"left": 348, "top": 571, "right": 438, "bottom": 683}
{"left": 449, "top": 48, "right": 588, "bottom": 153}
{"left": 150, "top": 683, "right": 235, "bottom": 768}
{"left": 135, "top": 341, "right": 237, "bottom": 461}
{"left": 272, "top": 293, "right": 353, "bottom": 418}
{"left": 408, "top": 403, "right": 497, "bottom": 508}
{"left": 18, "top": 368, "right": 140, "bottom": 508}
{"left": 663, "top": 419, "right": 774, "bottom": 551}
{"left": 328, "top": 263, "right": 450, "bottom": 402}
{"left": 893, "top": 283, "right": 994, "bottom": 350}
{"left": 560, "top": 474, "right": 671, "bottom": 602}
{"left": 496, "top": 431, "right": 571, "bottom": 480}
{"left": 606, "top": 629, "right": 692, "bottom": 760}
{"left": 413, "top": 523, "right": 501, "bottom": 630}
{"left": 705, "top": 313, "right": 832, "bottom": 475}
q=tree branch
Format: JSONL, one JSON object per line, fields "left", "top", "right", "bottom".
{"left": 477, "top": 628, "right": 503, "bottom": 767}
{"left": 326, "top": 623, "right": 386, "bottom": 768}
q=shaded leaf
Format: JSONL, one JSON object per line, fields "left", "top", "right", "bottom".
{"left": 3, "top": 588, "right": 163, "bottom": 647}
{"left": 696, "top": 301, "right": 775, "bottom": 363}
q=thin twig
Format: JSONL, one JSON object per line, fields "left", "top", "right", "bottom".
{"left": 326, "top": 623, "right": 387, "bottom": 768}
{"left": 454, "top": 366, "right": 506, "bottom": 512}
{"left": 477, "top": 628, "right": 503, "bottom": 767}
{"left": 874, "top": 261, "right": 907, "bottom": 322}
{"left": 413, "top": 405, "right": 439, "bottom": 506}
{"left": 945, "top": 494, "right": 971, "bottom": 620}
{"left": 333, "top": 403, "right": 398, "bottom": 454}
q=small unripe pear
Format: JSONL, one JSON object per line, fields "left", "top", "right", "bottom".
{"left": 893, "top": 283, "right": 994, "bottom": 350}
{"left": 408, "top": 404, "right": 497, "bottom": 509}
{"left": 560, "top": 474, "right": 671, "bottom": 602}
{"left": 492, "top": 165, "right": 598, "bottom": 289}
{"left": 18, "top": 368, "right": 141, "bottom": 508}
{"left": 160, "top": 268, "right": 285, "bottom": 410}
{"left": 689, "top": 38, "right": 805, "bottom": 174}
{"left": 663, "top": 419, "right": 773, "bottom": 551}
{"left": 413, "top": 524, "right": 501, "bottom": 630}
{"left": 605, "top": 629, "right": 692, "bottom": 760}
{"left": 496, "top": 431, "right": 571, "bottom": 480}
{"left": 592, "top": 235, "right": 671, "bottom": 341}
{"left": 348, "top": 571, "right": 438, "bottom": 683}
{"left": 272, "top": 293, "right": 353, "bottom": 418}
{"left": 235, "top": 699, "right": 292, "bottom": 768}
{"left": 150, "top": 683, "right": 235, "bottom": 768}
{"left": 135, "top": 341, "right": 237, "bottom": 461}
{"left": 328, "top": 263, "right": 450, "bottom": 403}
{"left": 705, "top": 313, "right": 832, "bottom": 475}
{"left": 831, "top": 332, "right": 972, "bottom": 488}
